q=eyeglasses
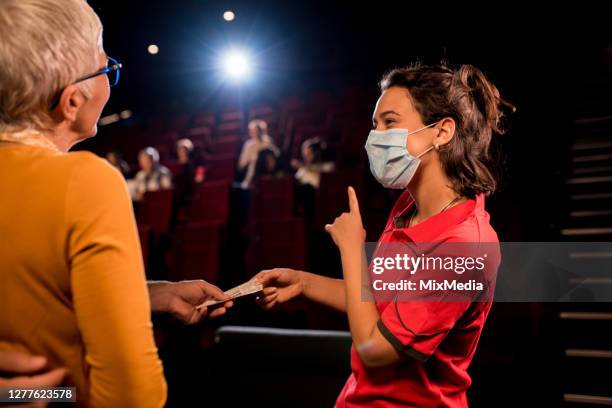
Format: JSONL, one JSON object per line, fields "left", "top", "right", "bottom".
{"left": 49, "top": 56, "right": 122, "bottom": 110}
{"left": 76, "top": 56, "right": 122, "bottom": 87}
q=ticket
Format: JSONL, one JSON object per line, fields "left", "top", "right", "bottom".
{"left": 195, "top": 279, "right": 263, "bottom": 310}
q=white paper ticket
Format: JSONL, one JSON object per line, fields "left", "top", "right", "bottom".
{"left": 195, "top": 279, "right": 263, "bottom": 310}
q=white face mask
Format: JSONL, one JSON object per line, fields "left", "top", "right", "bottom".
{"left": 364, "top": 122, "right": 439, "bottom": 189}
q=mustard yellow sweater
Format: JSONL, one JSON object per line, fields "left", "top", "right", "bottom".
{"left": 0, "top": 143, "right": 166, "bottom": 407}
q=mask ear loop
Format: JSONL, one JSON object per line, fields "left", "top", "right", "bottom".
{"left": 412, "top": 120, "right": 444, "bottom": 158}
{"left": 407, "top": 120, "right": 440, "bottom": 135}
{"left": 415, "top": 144, "right": 435, "bottom": 158}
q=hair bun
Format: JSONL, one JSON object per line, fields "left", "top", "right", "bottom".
{"left": 455, "top": 65, "right": 516, "bottom": 134}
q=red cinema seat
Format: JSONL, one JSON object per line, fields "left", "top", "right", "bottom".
{"left": 251, "top": 176, "right": 295, "bottom": 222}
{"left": 138, "top": 189, "right": 174, "bottom": 236}
{"left": 189, "top": 181, "right": 231, "bottom": 225}
{"left": 246, "top": 217, "right": 306, "bottom": 276}
{"left": 170, "top": 222, "right": 221, "bottom": 283}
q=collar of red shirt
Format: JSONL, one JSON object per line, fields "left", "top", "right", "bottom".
{"left": 385, "top": 191, "right": 486, "bottom": 243}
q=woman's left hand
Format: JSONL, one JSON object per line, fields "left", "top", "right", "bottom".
{"left": 325, "top": 186, "right": 366, "bottom": 253}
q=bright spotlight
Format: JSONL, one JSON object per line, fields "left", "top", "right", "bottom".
{"left": 223, "top": 11, "right": 235, "bottom": 21}
{"left": 222, "top": 50, "right": 251, "bottom": 80}
{"left": 147, "top": 44, "right": 159, "bottom": 55}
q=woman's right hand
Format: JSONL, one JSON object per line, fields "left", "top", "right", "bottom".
{"left": 254, "top": 268, "right": 304, "bottom": 310}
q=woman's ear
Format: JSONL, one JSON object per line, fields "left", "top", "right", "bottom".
{"left": 434, "top": 117, "right": 456, "bottom": 148}
{"left": 52, "top": 84, "right": 85, "bottom": 123}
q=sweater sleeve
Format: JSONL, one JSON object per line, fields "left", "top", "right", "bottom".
{"left": 65, "top": 153, "right": 166, "bottom": 408}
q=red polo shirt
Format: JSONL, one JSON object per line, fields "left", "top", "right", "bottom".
{"left": 335, "top": 191, "right": 500, "bottom": 408}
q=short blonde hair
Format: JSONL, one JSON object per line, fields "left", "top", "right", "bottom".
{"left": 248, "top": 119, "right": 268, "bottom": 137}
{"left": 176, "top": 138, "right": 194, "bottom": 152}
{"left": 139, "top": 147, "right": 160, "bottom": 164}
{"left": 0, "top": 0, "right": 103, "bottom": 133}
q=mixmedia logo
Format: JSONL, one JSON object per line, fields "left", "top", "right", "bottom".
{"left": 372, "top": 279, "right": 485, "bottom": 292}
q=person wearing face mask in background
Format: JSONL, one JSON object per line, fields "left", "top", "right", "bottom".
{"left": 255, "top": 63, "right": 515, "bottom": 407}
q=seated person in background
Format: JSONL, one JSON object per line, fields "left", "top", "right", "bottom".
{"left": 176, "top": 138, "right": 205, "bottom": 184}
{"left": 291, "top": 137, "right": 335, "bottom": 215}
{"left": 173, "top": 138, "right": 205, "bottom": 222}
{"left": 254, "top": 147, "right": 284, "bottom": 179}
{"left": 129, "top": 146, "right": 173, "bottom": 201}
{"left": 238, "top": 119, "right": 279, "bottom": 189}
{"left": 105, "top": 150, "right": 130, "bottom": 178}
{"left": 291, "top": 137, "right": 335, "bottom": 189}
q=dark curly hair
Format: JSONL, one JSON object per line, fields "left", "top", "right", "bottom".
{"left": 379, "top": 63, "right": 516, "bottom": 198}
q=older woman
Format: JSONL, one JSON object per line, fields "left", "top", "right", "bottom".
{"left": 0, "top": 1, "right": 229, "bottom": 406}
{"left": 129, "top": 147, "right": 173, "bottom": 201}
{"left": 237, "top": 119, "right": 279, "bottom": 189}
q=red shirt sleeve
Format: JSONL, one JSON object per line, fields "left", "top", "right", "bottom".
{"left": 378, "top": 299, "right": 472, "bottom": 361}
{"left": 375, "top": 233, "right": 499, "bottom": 361}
